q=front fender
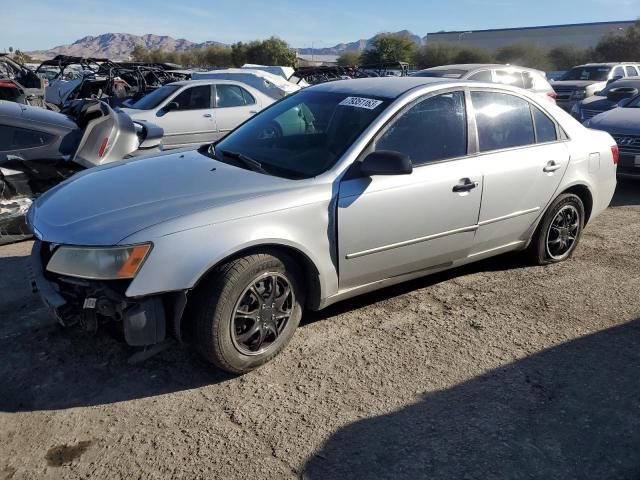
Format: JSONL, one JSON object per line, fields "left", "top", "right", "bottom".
{"left": 124, "top": 201, "right": 338, "bottom": 304}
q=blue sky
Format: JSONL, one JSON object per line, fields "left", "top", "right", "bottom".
{"left": 3, "top": 0, "right": 639, "bottom": 51}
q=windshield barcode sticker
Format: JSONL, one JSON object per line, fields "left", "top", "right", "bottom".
{"left": 339, "top": 97, "right": 383, "bottom": 109}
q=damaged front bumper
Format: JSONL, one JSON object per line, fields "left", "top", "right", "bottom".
{"left": 29, "top": 240, "right": 183, "bottom": 347}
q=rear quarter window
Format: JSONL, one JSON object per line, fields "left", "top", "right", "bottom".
{"left": 0, "top": 125, "right": 55, "bottom": 151}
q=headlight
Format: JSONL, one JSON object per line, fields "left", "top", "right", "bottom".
{"left": 46, "top": 243, "right": 152, "bottom": 280}
{"left": 572, "top": 89, "right": 587, "bottom": 100}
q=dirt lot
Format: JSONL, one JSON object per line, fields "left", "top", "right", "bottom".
{"left": 1, "top": 180, "right": 639, "bottom": 480}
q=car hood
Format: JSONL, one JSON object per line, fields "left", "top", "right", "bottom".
{"left": 587, "top": 107, "right": 640, "bottom": 134}
{"left": 579, "top": 96, "right": 614, "bottom": 110}
{"left": 28, "top": 149, "right": 309, "bottom": 246}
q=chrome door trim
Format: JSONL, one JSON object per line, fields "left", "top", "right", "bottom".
{"left": 477, "top": 207, "right": 541, "bottom": 227}
{"left": 344, "top": 207, "right": 540, "bottom": 260}
{"left": 345, "top": 224, "right": 479, "bottom": 260}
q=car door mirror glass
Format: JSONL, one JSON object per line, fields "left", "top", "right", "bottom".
{"left": 360, "top": 151, "right": 413, "bottom": 176}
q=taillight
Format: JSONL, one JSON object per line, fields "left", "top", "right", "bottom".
{"left": 611, "top": 145, "right": 619, "bottom": 165}
{"left": 547, "top": 91, "right": 557, "bottom": 99}
{"left": 0, "top": 80, "right": 17, "bottom": 88}
{"left": 98, "top": 137, "right": 109, "bottom": 158}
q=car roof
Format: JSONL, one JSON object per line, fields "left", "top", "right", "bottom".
{"left": 0, "top": 100, "right": 77, "bottom": 129}
{"left": 310, "top": 77, "right": 457, "bottom": 99}
{"left": 575, "top": 63, "right": 638, "bottom": 67}
{"left": 168, "top": 79, "right": 260, "bottom": 88}
{"left": 424, "top": 63, "right": 542, "bottom": 73}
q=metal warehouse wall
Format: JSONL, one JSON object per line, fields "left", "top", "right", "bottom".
{"left": 426, "top": 21, "right": 636, "bottom": 51}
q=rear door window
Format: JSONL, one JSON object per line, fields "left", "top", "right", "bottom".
{"left": 471, "top": 91, "right": 535, "bottom": 152}
{"left": 494, "top": 70, "right": 525, "bottom": 88}
{"left": 626, "top": 66, "right": 639, "bottom": 76}
{"left": 532, "top": 106, "right": 558, "bottom": 143}
{"left": 467, "top": 70, "right": 493, "bottom": 82}
{"left": 216, "top": 85, "right": 248, "bottom": 108}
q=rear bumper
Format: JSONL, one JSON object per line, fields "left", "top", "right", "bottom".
{"left": 30, "top": 240, "right": 168, "bottom": 346}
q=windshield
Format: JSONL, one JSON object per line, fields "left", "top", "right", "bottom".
{"left": 130, "top": 84, "right": 181, "bottom": 110}
{"left": 560, "top": 66, "right": 611, "bottom": 82}
{"left": 411, "top": 69, "right": 466, "bottom": 79}
{"left": 212, "top": 90, "right": 390, "bottom": 179}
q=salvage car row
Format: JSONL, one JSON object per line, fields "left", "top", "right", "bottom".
{"left": 0, "top": 52, "right": 634, "bottom": 374}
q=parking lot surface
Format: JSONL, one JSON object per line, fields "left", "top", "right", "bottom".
{"left": 1, "top": 180, "right": 639, "bottom": 479}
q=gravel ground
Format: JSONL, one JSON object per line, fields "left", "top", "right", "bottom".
{"left": 1, "top": 180, "right": 639, "bottom": 480}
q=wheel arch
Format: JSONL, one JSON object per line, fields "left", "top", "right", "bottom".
{"left": 190, "top": 242, "right": 324, "bottom": 311}
{"left": 559, "top": 183, "right": 593, "bottom": 224}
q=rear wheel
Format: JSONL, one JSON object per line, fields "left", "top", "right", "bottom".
{"left": 530, "top": 193, "right": 585, "bottom": 265}
{"left": 192, "top": 251, "right": 304, "bottom": 374}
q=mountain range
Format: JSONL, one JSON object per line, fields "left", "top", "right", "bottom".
{"left": 27, "top": 31, "right": 425, "bottom": 60}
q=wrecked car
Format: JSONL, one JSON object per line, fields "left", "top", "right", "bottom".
{"left": 36, "top": 56, "right": 189, "bottom": 109}
{"left": 0, "top": 54, "right": 55, "bottom": 110}
{"left": 28, "top": 78, "right": 616, "bottom": 373}
{"left": 192, "top": 68, "right": 300, "bottom": 100}
{"left": 121, "top": 79, "right": 274, "bottom": 149}
{"left": 0, "top": 99, "right": 163, "bottom": 244}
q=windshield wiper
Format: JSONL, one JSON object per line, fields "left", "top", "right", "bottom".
{"left": 220, "top": 149, "right": 268, "bottom": 174}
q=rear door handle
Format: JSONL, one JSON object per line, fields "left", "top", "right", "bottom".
{"left": 203, "top": 113, "right": 212, "bottom": 118}
{"left": 452, "top": 178, "right": 479, "bottom": 193}
{"left": 543, "top": 161, "right": 561, "bottom": 173}
{"left": 249, "top": 110, "right": 258, "bottom": 114}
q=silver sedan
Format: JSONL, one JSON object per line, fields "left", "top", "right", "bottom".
{"left": 28, "top": 78, "right": 617, "bottom": 373}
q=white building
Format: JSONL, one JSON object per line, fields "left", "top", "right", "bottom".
{"left": 426, "top": 20, "right": 636, "bottom": 51}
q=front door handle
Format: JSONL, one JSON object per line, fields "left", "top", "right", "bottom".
{"left": 543, "top": 161, "right": 561, "bottom": 173}
{"left": 249, "top": 110, "right": 258, "bottom": 114}
{"left": 452, "top": 178, "right": 479, "bottom": 193}
{"left": 203, "top": 113, "right": 212, "bottom": 118}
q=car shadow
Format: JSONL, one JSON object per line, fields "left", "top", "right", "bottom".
{"left": 611, "top": 177, "right": 640, "bottom": 207}
{"left": 303, "top": 318, "right": 640, "bottom": 480}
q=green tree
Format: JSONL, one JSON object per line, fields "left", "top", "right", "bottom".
{"left": 362, "top": 33, "right": 417, "bottom": 64}
{"left": 337, "top": 51, "right": 362, "bottom": 66}
{"left": 244, "top": 37, "right": 296, "bottom": 67}
{"left": 595, "top": 21, "right": 640, "bottom": 62}
{"left": 131, "top": 44, "right": 148, "bottom": 62}
{"left": 495, "top": 42, "right": 551, "bottom": 71}
{"left": 547, "top": 45, "right": 593, "bottom": 70}
{"left": 453, "top": 46, "right": 494, "bottom": 65}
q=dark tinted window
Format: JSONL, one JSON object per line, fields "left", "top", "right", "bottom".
{"left": 494, "top": 70, "right": 525, "bottom": 88}
{"left": 471, "top": 91, "right": 535, "bottom": 152}
{"left": 613, "top": 66, "right": 625, "bottom": 78}
{"left": 468, "top": 70, "right": 493, "bottom": 82}
{"left": 216, "top": 85, "right": 247, "bottom": 108}
{"left": 532, "top": 106, "right": 557, "bottom": 143}
{"left": 626, "top": 66, "right": 638, "bottom": 76}
{"left": 561, "top": 66, "right": 610, "bottom": 81}
{"left": 173, "top": 85, "right": 212, "bottom": 110}
{"left": 241, "top": 88, "right": 256, "bottom": 105}
{"left": 0, "top": 125, "right": 55, "bottom": 151}
{"left": 375, "top": 91, "right": 467, "bottom": 165}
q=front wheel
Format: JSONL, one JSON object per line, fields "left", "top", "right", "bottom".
{"left": 530, "top": 193, "right": 585, "bottom": 265}
{"left": 192, "top": 251, "right": 304, "bottom": 374}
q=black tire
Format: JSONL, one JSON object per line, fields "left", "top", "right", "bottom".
{"left": 529, "top": 193, "right": 585, "bottom": 265}
{"left": 192, "top": 251, "right": 304, "bottom": 374}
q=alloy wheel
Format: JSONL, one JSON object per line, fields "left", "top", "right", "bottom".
{"left": 546, "top": 204, "right": 580, "bottom": 260}
{"left": 230, "top": 272, "right": 294, "bottom": 355}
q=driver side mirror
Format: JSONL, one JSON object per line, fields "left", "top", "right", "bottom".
{"left": 360, "top": 151, "right": 413, "bottom": 176}
{"left": 163, "top": 101, "right": 179, "bottom": 112}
